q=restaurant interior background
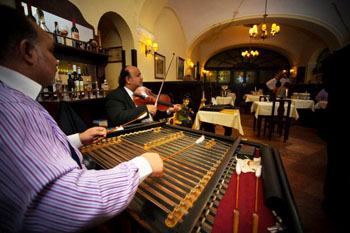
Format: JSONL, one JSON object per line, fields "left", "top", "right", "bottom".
{"left": 1, "top": 0, "right": 349, "bottom": 232}
{"left": 3, "top": 0, "right": 349, "bottom": 104}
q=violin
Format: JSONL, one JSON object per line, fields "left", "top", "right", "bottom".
{"left": 133, "top": 86, "right": 173, "bottom": 111}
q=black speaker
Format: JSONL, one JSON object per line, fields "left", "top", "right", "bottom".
{"left": 296, "top": 66, "right": 305, "bottom": 83}
{"left": 131, "top": 49, "right": 137, "bottom": 67}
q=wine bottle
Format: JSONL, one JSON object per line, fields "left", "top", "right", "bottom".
{"left": 71, "top": 18, "right": 80, "bottom": 48}
{"left": 54, "top": 21, "right": 62, "bottom": 44}
{"left": 77, "top": 66, "right": 85, "bottom": 98}
{"left": 67, "top": 68, "right": 74, "bottom": 98}
{"left": 73, "top": 65, "right": 79, "bottom": 98}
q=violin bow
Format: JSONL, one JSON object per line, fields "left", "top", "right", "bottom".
{"left": 107, "top": 111, "right": 148, "bottom": 134}
{"left": 154, "top": 53, "right": 175, "bottom": 107}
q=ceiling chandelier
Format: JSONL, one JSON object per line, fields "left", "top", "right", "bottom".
{"left": 241, "top": 48, "right": 259, "bottom": 58}
{"left": 249, "top": 0, "right": 280, "bottom": 39}
{"left": 241, "top": 38, "right": 259, "bottom": 58}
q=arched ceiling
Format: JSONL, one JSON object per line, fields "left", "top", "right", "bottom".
{"left": 162, "top": 0, "right": 349, "bottom": 68}
{"left": 166, "top": 0, "right": 349, "bottom": 48}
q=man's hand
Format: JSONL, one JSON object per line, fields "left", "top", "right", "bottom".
{"left": 79, "top": 127, "right": 107, "bottom": 145}
{"left": 141, "top": 153, "right": 164, "bottom": 178}
{"left": 168, "top": 104, "right": 182, "bottom": 113}
{"left": 146, "top": 105, "right": 157, "bottom": 116}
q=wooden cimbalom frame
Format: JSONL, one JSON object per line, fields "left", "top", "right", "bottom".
{"left": 81, "top": 122, "right": 303, "bottom": 233}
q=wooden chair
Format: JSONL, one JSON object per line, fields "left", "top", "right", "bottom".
{"left": 259, "top": 95, "right": 270, "bottom": 101}
{"left": 263, "top": 99, "right": 292, "bottom": 142}
{"left": 253, "top": 95, "right": 270, "bottom": 133}
{"left": 167, "top": 112, "right": 182, "bottom": 125}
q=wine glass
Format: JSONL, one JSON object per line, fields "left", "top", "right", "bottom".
{"left": 59, "top": 25, "right": 69, "bottom": 45}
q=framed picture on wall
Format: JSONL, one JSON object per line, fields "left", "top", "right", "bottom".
{"left": 154, "top": 52, "right": 166, "bottom": 79}
{"left": 177, "top": 56, "right": 185, "bottom": 79}
{"left": 107, "top": 46, "right": 122, "bottom": 63}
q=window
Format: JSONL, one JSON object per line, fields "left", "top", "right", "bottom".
{"left": 205, "top": 47, "right": 290, "bottom": 84}
{"left": 245, "top": 71, "right": 256, "bottom": 84}
{"left": 218, "top": 70, "right": 230, "bottom": 83}
{"left": 206, "top": 70, "right": 217, "bottom": 82}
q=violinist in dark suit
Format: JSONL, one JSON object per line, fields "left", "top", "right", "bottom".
{"left": 106, "top": 65, "right": 181, "bottom": 127}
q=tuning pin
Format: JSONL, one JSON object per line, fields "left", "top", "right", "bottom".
{"left": 236, "top": 162, "right": 241, "bottom": 175}
{"left": 255, "top": 165, "right": 262, "bottom": 178}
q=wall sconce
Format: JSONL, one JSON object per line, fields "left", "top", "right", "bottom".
{"left": 290, "top": 68, "right": 297, "bottom": 77}
{"left": 145, "top": 39, "right": 158, "bottom": 56}
{"left": 186, "top": 59, "right": 194, "bottom": 69}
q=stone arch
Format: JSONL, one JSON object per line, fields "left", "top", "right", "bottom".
{"left": 98, "top": 11, "right": 134, "bottom": 89}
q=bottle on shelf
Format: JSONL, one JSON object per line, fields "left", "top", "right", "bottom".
{"left": 102, "top": 79, "right": 109, "bottom": 96}
{"left": 94, "top": 81, "right": 100, "bottom": 98}
{"left": 42, "top": 87, "right": 49, "bottom": 100}
{"left": 73, "top": 64, "right": 79, "bottom": 98}
{"left": 67, "top": 68, "right": 75, "bottom": 98}
{"left": 77, "top": 66, "right": 85, "bottom": 98}
{"left": 54, "top": 21, "right": 62, "bottom": 44}
{"left": 36, "top": 8, "right": 50, "bottom": 32}
{"left": 71, "top": 18, "right": 80, "bottom": 48}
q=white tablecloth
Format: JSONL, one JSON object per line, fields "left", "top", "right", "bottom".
{"left": 192, "top": 110, "right": 244, "bottom": 135}
{"left": 290, "top": 99, "right": 315, "bottom": 111}
{"left": 251, "top": 101, "right": 299, "bottom": 119}
{"left": 216, "top": 96, "right": 234, "bottom": 105}
{"left": 244, "top": 94, "right": 262, "bottom": 102}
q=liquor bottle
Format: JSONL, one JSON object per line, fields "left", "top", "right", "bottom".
{"left": 102, "top": 79, "right": 109, "bottom": 90}
{"left": 37, "top": 8, "right": 50, "bottom": 32}
{"left": 27, "top": 4, "right": 36, "bottom": 23}
{"left": 67, "top": 68, "right": 75, "bottom": 98}
{"left": 77, "top": 66, "right": 85, "bottom": 98}
{"left": 43, "top": 87, "right": 49, "bottom": 100}
{"left": 54, "top": 21, "right": 61, "bottom": 44}
{"left": 73, "top": 65, "right": 79, "bottom": 98}
{"left": 71, "top": 18, "right": 80, "bottom": 48}
{"left": 102, "top": 79, "right": 109, "bottom": 97}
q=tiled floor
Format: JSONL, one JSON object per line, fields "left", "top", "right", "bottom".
{"left": 215, "top": 113, "right": 334, "bottom": 233}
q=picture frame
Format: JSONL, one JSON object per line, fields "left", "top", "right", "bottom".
{"left": 154, "top": 52, "right": 166, "bottom": 79}
{"left": 176, "top": 56, "right": 185, "bottom": 79}
{"left": 107, "top": 46, "right": 122, "bottom": 63}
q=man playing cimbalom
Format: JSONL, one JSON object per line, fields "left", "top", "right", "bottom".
{"left": 0, "top": 5, "right": 163, "bottom": 232}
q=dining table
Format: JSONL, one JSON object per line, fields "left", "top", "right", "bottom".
{"left": 192, "top": 108, "right": 244, "bottom": 135}
{"left": 216, "top": 96, "right": 235, "bottom": 105}
{"left": 251, "top": 101, "right": 299, "bottom": 119}
{"left": 290, "top": 98, "right": 315, "bottom": 111}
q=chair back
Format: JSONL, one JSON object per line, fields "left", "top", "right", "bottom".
{"left": 271, "top": 99, "right": 292, "bottom": 120}
{"left": 259, "top": 95, "right": 270, "bottom": 101}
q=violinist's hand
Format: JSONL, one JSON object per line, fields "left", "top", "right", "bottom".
{"left": 168, "top": 104, "right": 182, "bottom": 113}
{"left": 141, "top": 152, "right": 164, "bottom": 178}
{"left": 146, "top": 105, "right": 157, "bottom": 116}
{"left": 79, "top": 127, "right": 107, "bottom": 145}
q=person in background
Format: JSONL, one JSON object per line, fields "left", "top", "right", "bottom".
{"left": 279, "top": 73, "right": 290, "bottom": 87}
{"left": 272, "top": 81, "right": 282, "bottom": 98}
{"left": 266, "top": 73, "right": 281, "bottom": 91}
{"left": 105, "top": 65, "right": 181, "bottom": 127}
{"left": 266, "top": 72, "right": 290, "bottom": 92}
{"left": 276, "top": 82, "right": 291, "bottom": 98}
{"left": 315, "top": 87, "right": 328, "bottom": 101}
{"left": 0, "top": 5, "right": 163, "bottom": 232}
